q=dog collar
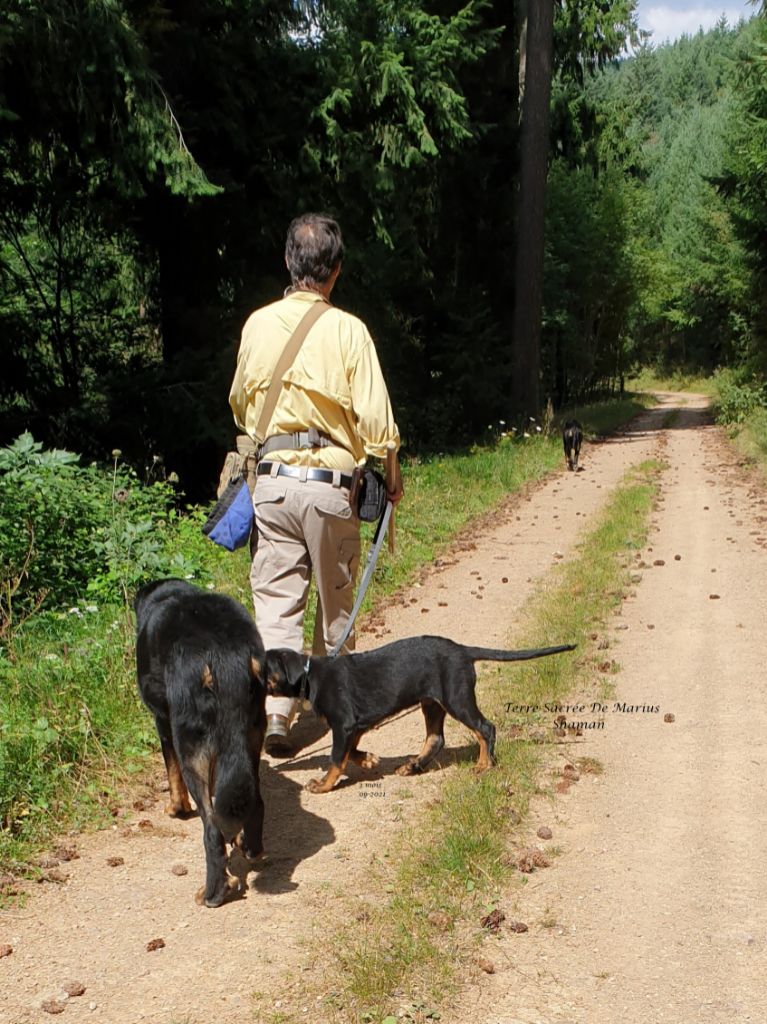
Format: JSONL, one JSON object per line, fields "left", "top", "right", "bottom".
{"left": 299, "top": 658, "right": 312, "bottom": 702}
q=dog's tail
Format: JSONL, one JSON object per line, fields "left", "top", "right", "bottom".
{"left": 167, "top": 645, "right": 262, "bottom": 842}
{"left": 461, "top": 643, "right": 576, "bottom": 663}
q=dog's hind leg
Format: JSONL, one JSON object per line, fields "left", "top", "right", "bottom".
{"left": 239, "top": 723, "right": 265, "bottom": 862}
{"left": 443, "top": 690, "right": 496, "bottom": 772}
{"left": 396, "top": 700, "right": 446, "bottom": 776}
{"left": 156, "top": 720, "right": 192, "bottom": 818}
{"left": 470, "top": 719, "right": 496, "bottom": 772}
{"left": 183, "top": 752, "right": 230, "bottom": 908}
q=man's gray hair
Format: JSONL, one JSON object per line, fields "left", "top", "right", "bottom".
{"left": 285, "top": 213, "right": 344, "bottom": 288}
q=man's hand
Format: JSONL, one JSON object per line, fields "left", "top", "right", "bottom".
{"left": 385, "top": 460, "right": 403, "bottom": 503}
{"left": 385, "top": 445, "right": 404, "bottom": 505}
{"left": 384, "top": 443, "right": 402, "bottom": 555}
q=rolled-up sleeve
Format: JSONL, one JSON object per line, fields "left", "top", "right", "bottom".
{"left": 348, "top": 333, "right": 401, "bottom": 458}
{"left": 229, "top": 349, "right": 249, "bottom": 433}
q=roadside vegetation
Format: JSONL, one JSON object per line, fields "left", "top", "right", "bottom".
{"left": 0, "top": 397, "right": 646, "bottom": 875}
{"left": 709, "top": 369, "right": 767, "bottom": 473}
{"left": 257, "top": 459, "right": 662, "bottom": 1024}
{"left": 628, "top": 368, "right": 767, "bottom": 477}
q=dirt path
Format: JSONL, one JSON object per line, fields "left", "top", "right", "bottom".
{"left": 445, "top": 396, "right": 767, "bottom": 1024}
{"left": 3, "top": 393, "right": 763, "bottom": 1024}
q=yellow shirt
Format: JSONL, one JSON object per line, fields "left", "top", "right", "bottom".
{"left": 229, "top": 290, "right": 400, "bottom": 471}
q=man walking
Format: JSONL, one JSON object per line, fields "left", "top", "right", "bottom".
{"left": 229, "top": 213, "right": 402, "bottom": 755}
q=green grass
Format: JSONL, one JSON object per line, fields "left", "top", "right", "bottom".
{"left": 0, "top": 401, "right": 649, "bottom": 874}
{"left": 725, "top": 405, "right": 767, "bottom": 470}
{"left": 276, "top": 459, "right": 663, "bottom": 1024}
{"left": 695, "top": 370, "right": 767, "bottom": 477}
{"left": 627, "top": 368, "right": 716, "bottom": 395}
{"left": 0, "top": 605, "right": 155, "bottom": 872}
{"left": 558, "top": 393, "right": 654, "bottom": 437}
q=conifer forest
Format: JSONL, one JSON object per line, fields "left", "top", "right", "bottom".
{"left": 2, "top": 2, "right": 765, "bottom": 496}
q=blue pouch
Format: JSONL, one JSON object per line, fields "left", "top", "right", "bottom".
{"left": 202, "top": 477, "right": 254, "bottom": 551}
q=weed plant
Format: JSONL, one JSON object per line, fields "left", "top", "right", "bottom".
{"left": 0, "top": 433, "right": 205, "bottom": 633}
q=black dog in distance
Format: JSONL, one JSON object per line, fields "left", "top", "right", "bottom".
{"left": 563, "top": 420, "right": 583, "bottom": 471}
{"left": 135, "top": 579, "right": 266, "bottom": 907}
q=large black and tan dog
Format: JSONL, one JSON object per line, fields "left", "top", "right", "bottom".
{"left": 135, "top": 579, "right": 266, "bottom": 906}
{"left": 563, "top": 419, "right": 583, "bottom": 471}
{"left": 263, "top": 638, "right": 575, "bottom": 793}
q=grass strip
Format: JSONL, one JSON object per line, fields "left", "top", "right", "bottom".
{"left": 264, "top": 459, "right": 662, "bottom": 1024}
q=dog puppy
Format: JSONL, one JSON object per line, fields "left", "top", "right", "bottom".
{"left": 135, "top": 579, "right": 266, "bottom": 907}
{"left": 563, "top": 419, "right": 583, "bottom": 471}
{"left": 263, "top": 638, "right": 574, "bottom": 793}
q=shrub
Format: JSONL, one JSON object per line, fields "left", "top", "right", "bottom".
{"left": 713, "top": 370, "right": 767, "bottom": 425}
{"left": 0, "top": 433, "right": 204, "bottom": 634}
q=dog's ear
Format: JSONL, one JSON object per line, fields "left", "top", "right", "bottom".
{"left": 263, "top": 649, "right": 305, "bottom": 696}
{"left": 281, "top": 650, "right": 307, "bottom": 691}
{"left": 262, "top": 651, "right": 280, "bottom": 695}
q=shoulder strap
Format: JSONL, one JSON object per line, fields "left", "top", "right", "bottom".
{"left": 255, "top": 300, "right": 331, "bottom": 444}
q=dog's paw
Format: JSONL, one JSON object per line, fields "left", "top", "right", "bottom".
{"left": 306, "top": 777, "right": 331, "bottom": 794}
{"left": 360, "top": 752, "right": 380, "bottom": 770}
{"left": 227, "top": 847, "right": 252, "bottom": 884}
{"left": 395, "top": 762, "right": 418, "bottom": 776}
{"left": 195, "top": 879, "right": 232, "bottom": 908}
{"left": 165, "top": 800, "right": 193, "bottom": 819}
{"left": 226, "top": 872, "right": 247, "bottom": 896}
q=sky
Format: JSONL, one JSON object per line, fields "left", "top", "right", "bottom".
{"left": 635, "top": 1, "right": 756, "bottom": 44}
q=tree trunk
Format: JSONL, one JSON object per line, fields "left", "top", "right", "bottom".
{"left": 511, "top": 0, "right": 554, "bottom": 421}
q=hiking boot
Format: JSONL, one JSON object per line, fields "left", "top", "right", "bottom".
{"left": 264, "top": 714, "right": 293, "bottom": 757}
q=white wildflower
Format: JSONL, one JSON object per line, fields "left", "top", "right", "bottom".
{"left": 85, "top": 604, "right": 98, "bottom": 614}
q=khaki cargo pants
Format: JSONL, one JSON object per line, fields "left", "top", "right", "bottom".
{"left": 250, "top": 471, "right": 360, "bottom": 720}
